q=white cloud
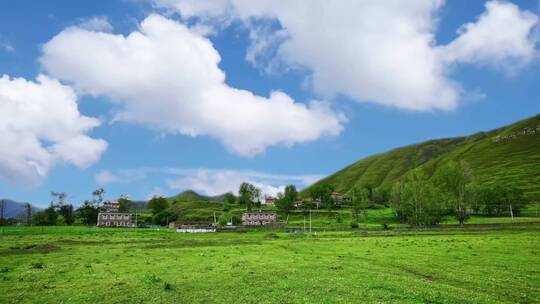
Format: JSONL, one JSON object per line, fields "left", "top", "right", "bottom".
{"left": 77, "top": 16, "right": 113, "bottom": 32}
{"left": 95, "top": 167, "right": 323, "bottom": 197}
{"left": 1, "top": 42, "right": 15, "bottom": 53}
{"left": 41, "top": 14, "right": 344, "bottom": 157}
{"left": 0, "top": 74, "right": 107, "bottom": 185}
{"left": 441, "top": 1, "right": 539, "bottom": 71}
{"left": 165, "top": 169, "right": 287, "bottom": 197}
{"left": 95, "top": 168, "right": 149, "bottom": 185}
{"left": 95, "top": 169, "right": 124, "bottom": 185}
{"left": 153, "top": 0, "right": 539, "bottom": 111}
{"left": 165, "top": 169, "right": 324, "bottom": 197}
{"left": 146, "top": 186, "right": 166, "bottom": 200}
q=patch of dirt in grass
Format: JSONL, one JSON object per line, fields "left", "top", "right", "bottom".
{"left": 57, "top": 239, "right": 162, "bottom": 245}
{"left": 144, "top": 239, "right": 261, "bottom": 249}
{"left": 402, "top": 267, "right": 434, "bottom": 281}
{"left": 0, "top": 243, "right": 60, "bottom": 256}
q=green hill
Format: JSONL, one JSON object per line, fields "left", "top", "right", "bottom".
{"left": 169, "top": 190, "right": 223, "bottom": 202}
{"left": 305, "top": 114, "right": 540, "bottom": 200}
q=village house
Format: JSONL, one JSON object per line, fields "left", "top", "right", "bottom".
{"left": 331, "top": 192, "right": 350, "bottom": 205}
{"left": 264, "top": 196, "right": 276, "bottom": 207}
{"left": 171, "top": 222, "right": 216, "bottom": 233}
{"left": 242, "top": 211, "right": 277, "bottom": 226}
{"left": 97, "top": 200, "right": 134, "bottom": 227}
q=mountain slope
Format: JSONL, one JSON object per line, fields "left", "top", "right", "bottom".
{"left": 305, "top": 114, "right": 540, "bottom": 200}
{"left": 169, "top": 190, "right": 223, "bottom": 202}
{"left": 0, "top": 199, "right": 40, "bottom": 218}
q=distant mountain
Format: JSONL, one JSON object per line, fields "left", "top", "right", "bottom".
{"left": 0, "top": 199, "right": 41, "bottom": 218}
{"left": 304, "top": 114, "right": 540, "bottom": 200}
{"left": 169, "top": 190, "right": 223, "bottom": 202}
{"left": 129, "top": 201, "right": 147, "bottom": 210}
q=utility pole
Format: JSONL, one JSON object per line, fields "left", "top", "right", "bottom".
{"left": 309, "top": 209, "right": 312, "bottom": 233}
{"left": 135, "top": 210, "right": 138, "bottom": 227}
{"left": 303, "top": 215, "right": 306, "bottom": 232}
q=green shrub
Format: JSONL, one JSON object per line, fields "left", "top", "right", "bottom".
{"left": 231, "top": 215, "right": 242, "bottom": 225}
{"left": 145, "top": 273, "right": 161, "bottom": 284}
{"left": 218, "top": 214, "right": 229, "bottom": 226}
{"left": 350, "top": 222, "right": 359, "bottom": 229}
{"left": 0, "top": 266, "right": 9, "bottom": 273}
{"left": 163, "top": 282, "right": 172, "bottom": 290}
{"left": 31, "top": 262, "right": 44, "bottom": 269}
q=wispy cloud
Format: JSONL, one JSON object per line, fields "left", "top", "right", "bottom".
{"left": 95, "top": 167, "right": 324, "bottom": 197}
{"left": 0, "top": 40, "right": 15, "bottom": 53}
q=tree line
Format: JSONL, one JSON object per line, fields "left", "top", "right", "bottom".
{"left": 305, "top": 160, "right": 531, "bottom": 227}
{"left": 389, "top": 161, "right": 528, "bottom": 226}
{"left": 6, "top": 189, "right": 139, "bottom": 226}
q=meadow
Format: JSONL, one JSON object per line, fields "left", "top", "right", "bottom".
{"left": 1, "top": 225, "right": 539, "bottom": 303}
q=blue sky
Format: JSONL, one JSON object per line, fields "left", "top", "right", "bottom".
{"left": 0, "top": 0, "right": 539, "bottom": 207}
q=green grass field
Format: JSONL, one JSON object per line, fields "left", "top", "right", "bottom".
{"left": 1, "top": 226, "right": 539, "bottom": 303}
{"left": 285, "top": 207, "right": 539, "bottom": 229}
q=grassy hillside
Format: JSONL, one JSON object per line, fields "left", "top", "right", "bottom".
{"left": 305, "top": 114, "right": 540, "bottom": 200}
{"left": 169, "top": 190, "right": 220, "bottom": 202}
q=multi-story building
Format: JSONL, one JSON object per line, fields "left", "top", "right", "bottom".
{"left": 242, "top": 211, "right": 277, "bottom": 226}
{"left": 97, "top": 200, "right": 134, "bottom": 227}
{"left": 264, "top": 196, "right": 276, "bottom": 207}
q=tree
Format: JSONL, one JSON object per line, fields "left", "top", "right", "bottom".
{"left": 58, "top": 204, "right": 75, "bottom": 225}
{"left": 390, "top": 181, "right": 405, "bottom": 221}
{"left": 398, "top": 170, "right": 444, "bottom": 226}
{"left": 375, "top": 187, "right": 390, "bottom": 205}
{"left": 92, "top": 188, "right": 106, "bottom": 206}
{"left": 50, "top": 191, "right": 67, "bottom": 207}
{"left": 275, "top": 185, "right": 298, "bottom": 216}
{"left": 75, "top": 201, "right": 99, "bottom": 225}
{"left": 147, "top": 196, "right": 169, "bottom": 215}
{"left": 32, "top": 211, "right": 46, "bottom": 226}
{"left": 223, "top": 192, "right": 236, "bottom": 205}
{"left": 0, "top": 199, "right": 5, "bottom": 226}
{"left": 56, "top": 215, "right": 67, "bottom": 226}
{"left": 310, "top": 184, "right": 334, "bottom": 210}
{"left": 43, "top": 204, "right": 58, "bottom": 226}
{"left": 152, "top": 210, "right": 176, "bottom": 226}
{"left": 118, "top": 197, "right": 134, "bottom": 212}
{"left": 434, "top": 161, "right": 475, "bottom": 226}
{"left": 24, "top": 203, "right": 32, "bottom": 226}
{"left": 500, "top": 183, "right": 526, "bottom": 217}
{"left": 478, "top": 186, "right": 497, "bottom": 215}
{"left": 218, "top": 214, "right": 229, "bottom": 226}
{"left": 238, "top": 182, "right": 260, "bottom": 211}
{"left": 14, "top": 211, "right": 27, "bottom": 225}
{"left": 350, "top": 186, "right": 370, "bottom": 223}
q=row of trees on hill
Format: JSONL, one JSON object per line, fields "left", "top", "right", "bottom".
{"left": 224, "top": 182, "right": 300, "bottom": 216}
{"left": 389, "top": 161, "right": 528, "bottom": 226}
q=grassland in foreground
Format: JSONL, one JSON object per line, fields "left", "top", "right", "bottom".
{"left": 1, "top": 226, "right": 539, "bottom": 304}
